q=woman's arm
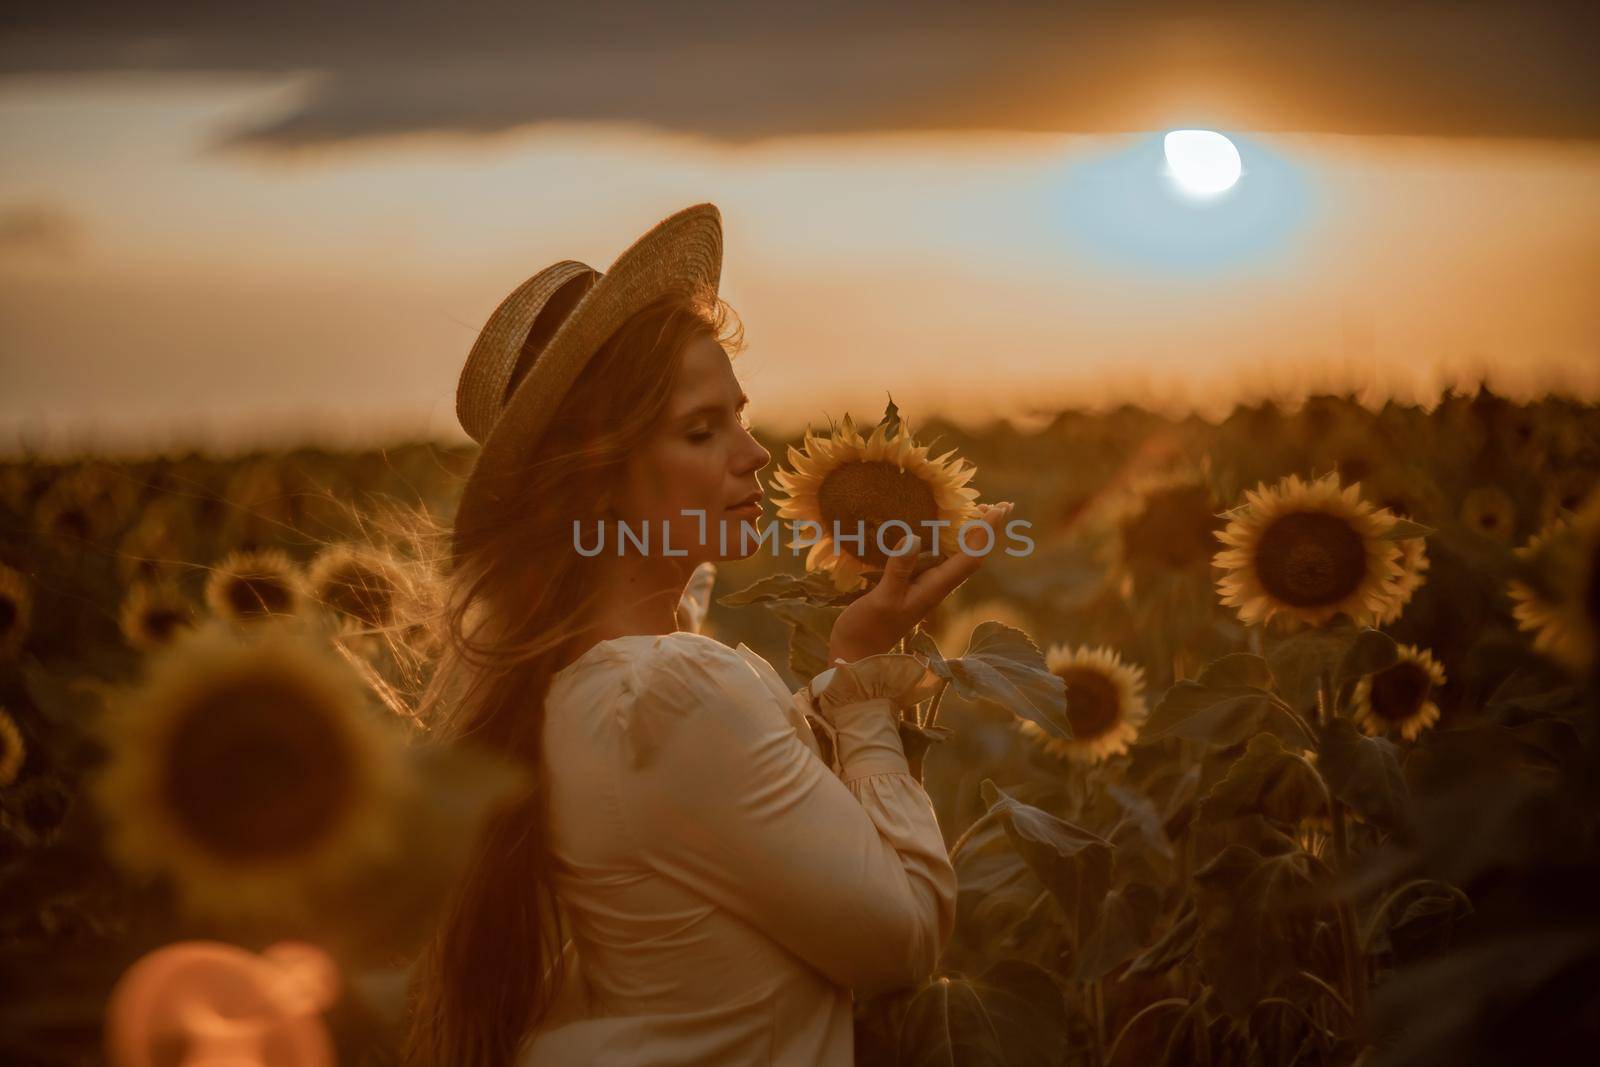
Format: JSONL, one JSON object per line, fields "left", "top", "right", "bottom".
{"left": 611, "top": 632, "right": 956, "bottom": 1000}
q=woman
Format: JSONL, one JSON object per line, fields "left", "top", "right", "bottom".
{"left": 402, "top": 203, "right": 1013, "bottom": 1066}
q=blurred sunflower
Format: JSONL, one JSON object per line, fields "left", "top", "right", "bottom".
{"left": 204, "top": 548, "right": 306, "bottom": 622}
{"left": 1213, "top": 472, "right": 1404, "bottom": 630}
{"left": 1507, "top": 500, "right": 1600, "bottom": 673}
{"left": 1315, "top": 429, "right": 1383, "bottom": 487}
{"left": 1539, "top": 467, "right": 1597, "bottom": 528}
{"left": 90, "top": 619, "right": 406, "bottom": 922}
{"left": 119, "top": 581, "right": 196, "bottom": 651}
{"left": 306, "top": 545, "right": 403, "bottom": 630}
{"left": 1360, "top": 468, "right": 1446, "bottom": 526}
{"left": 772, "top": 412, "right": 982, "bottom": 590}
{"left": 1114, "top": 474, "right": 1223, "bottom": 578}
{"left": 1374, "top": 537, "right": 1431, "bottom": 626}
{"left": 32, "top": 463, "right": 139, "bottom": 547}
{"left": 930, "top": 597, "right": 1033, "bottom": 657}
{"left": 114, "top": 496, "right": 193, "bottom": 585}
{"left": 1352, "top": 644, "right": 1446, "bottom": 741}
{"left": 0, "top": 464, "right": 48, "bottom": 515}
{"left": 0, "top": 562, "right": 32, "bottom": 660}
{"left": 219, "top": 458, "right": 300, "bottom": 550}
{"left": 1460, "top": 485, "right": 1517, "bottom": 545}
{"left": 1016, "top": 644, "right": 1148, "bottom": 763}
{"left": 0, "top": 707, "right": 24, "bottom": 786}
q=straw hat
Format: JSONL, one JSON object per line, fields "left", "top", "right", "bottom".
{"left": 450, "top": 202, "right": 724, "bottom": 566}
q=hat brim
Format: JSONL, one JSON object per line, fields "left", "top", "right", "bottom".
{"left": 451, "top": 203, "right": 724, "bottom": 566}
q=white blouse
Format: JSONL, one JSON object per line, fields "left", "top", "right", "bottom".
{"left": 520, "top": 630, "right": 957, "bottom": 1066}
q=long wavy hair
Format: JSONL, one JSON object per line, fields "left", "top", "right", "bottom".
{"left": 399, "top": 280, "right": 745, "bottom": 1066}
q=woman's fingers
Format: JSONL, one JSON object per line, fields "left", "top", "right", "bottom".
{"left": 904, "top": 503, "right": 1013, "bottom": 614}
{"left": 873, "top": 532, "right": 922, "bottom": 603}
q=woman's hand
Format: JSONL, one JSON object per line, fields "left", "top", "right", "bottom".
{"left": 827, "top": 502, "right": 1015, "bottom": 664}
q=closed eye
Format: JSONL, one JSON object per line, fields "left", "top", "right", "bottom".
{"left": 682, "top": 397, "right": 750, "bottom": 443}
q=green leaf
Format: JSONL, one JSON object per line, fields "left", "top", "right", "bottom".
{"left": 1379, "top": 517, "right": 1434, "bottom": 540}
{"left": 1125, "top": 904, "right": 1200, "bottom": 978}
{"left": 1267, "top": 626, "right": 1360, "bottom": 714}
{"left": 930, "top": 622, "right": 1071, "bottom": 741}
{"left": 1317, "top": 718, "right": 1410, "bottom": 834}
{"left": 1198, "top": 733, "right": 1327, "bottom": 826}
{"left": 897, "top": 959, "right": 1070, "bottom": 1067}
{"left": 1196, "top": 653, "right": 1275, "bottom": 690}
{"left": 1073, "top": 881, "right": 1162, "bottom": 981}
{"left": 980, "top": 779, "right": 1113, "bottom": 949}
{"left": 1336, "top": 628, "right": 1400, "bottom": 687}
{"left": 766, "top": 601, "right": 843, "bottom": 681}
{"left": 1192, "top": 842, "right": 1320, "bottom": 1017}
{"left": 1141, "top": 682, "right": 1310, "bottom": 748}
{"left": 1106, "top": 783, "right": 1177, "bottom": 888}
{"left": 897, "top": 720, "right": 955, "bottom": 782}
{"left": 1385, "top": 887, "right": 1474, "bottom": 962}
{"left": 877, "top": 393, "right": 903, "bottom": 438}
{"left": 715, "top": 570, "right": 856, "bottom": 608}
{"left": 908, "top": 626, "right": 945, "bottom": 666}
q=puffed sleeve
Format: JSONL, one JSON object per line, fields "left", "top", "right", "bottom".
{"left": 611, "top": 632, "right": 957, "bottom": 1000}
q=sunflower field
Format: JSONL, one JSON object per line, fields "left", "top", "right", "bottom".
{"left": 2, "top": 386, "right": 1598, "bottom": 1065}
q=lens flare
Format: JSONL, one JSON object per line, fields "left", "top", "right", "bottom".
{"left": 1163, "top": 130, "right": 1243, "bottom": 197}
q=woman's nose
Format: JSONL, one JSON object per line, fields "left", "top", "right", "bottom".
{"left": 740, "top": 429, "right": 772, "bottom": 473}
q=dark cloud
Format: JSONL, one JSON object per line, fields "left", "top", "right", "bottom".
{"left": 2, "top": 2, "right": 1596, "bottom": 148}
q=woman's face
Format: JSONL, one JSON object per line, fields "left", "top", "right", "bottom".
{"left": 615, "top": 334, "right": 773, "bottom": 565}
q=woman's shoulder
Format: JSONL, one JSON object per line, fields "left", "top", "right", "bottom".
{"left": 612, "top": 632, "right": 781, "bottom": 769}
{"left": 633, "top": 630, "right": 767, "bottom": 694}
{"left": 552, "top": 630, "right": 754, "bottom": 695}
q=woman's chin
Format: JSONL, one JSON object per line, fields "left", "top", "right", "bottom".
{"left": 714, "top": 513, "right": 768, "bottom": 561}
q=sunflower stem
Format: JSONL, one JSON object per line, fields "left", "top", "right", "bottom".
{"left": 923, "top": 679, "right": 950, "bottom": 729}
{"left": 1331, "top": 800, "right": 1368, "bottom": 1026}
{"left": 947, "top": 806, "right": 1002, "bottom": 864}
{"left": 1091, "top": 978, "right": 1108, "bottom": 1066}
{"left": 1316, "top": 667, "right": 1335, "bottom": 728}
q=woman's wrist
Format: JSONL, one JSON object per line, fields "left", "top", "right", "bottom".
{"left": 826, "top": 642, "right": 880, "bottom": 666}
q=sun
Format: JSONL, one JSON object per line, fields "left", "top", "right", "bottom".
{"left": 1163, "top": 130, "right": 1242, "bottom": 197}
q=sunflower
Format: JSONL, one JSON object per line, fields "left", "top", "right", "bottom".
{"left": 1114, "top": 473, "right": 1224, "bottom": 577}
{"left": 0, "top": 562, "right": 32, "bottom": 660}
{"left": 1374, "top": 536, "right": 1430, "bottom": 626}
{"left": 772, "top": 412, "right": 982, "bottom": 590}
{"left": 1460, "top": 485, "right": 1517, "bottom": 545}
{"left": 306, "top": 545, "right": 403, "bottom": 630}
{"left": 0, "top": 707, "right": 24, "bottom": 786}
{"left": 119, "top": 581, "right": 196, "bottom": 651}
{"left": 90, "top": 619, "right": 406, "bottom": 922}
{"left": 1539, "top": 468, "right": 1597, "bottom": 528}
{"left": 1507, "top": 501, "right": 1600, "bottom": 673}
{"left": 0, "top": 464, "right": 47, "bottom": 515}
{"left": 31, "top": 463, "right": 141, "bottom": 547}
{"left": 1352, "top": 644, "right": 1446, "bottom": 741}
{"left": 1016, "top": 644, "right": 1148, "bottom": 763}
{"left": 219, "top": 458, "right": 300, "bottom": 550}
{"left": 931, "top": 597, "right": 1033, "bottom": 657}
{"left": 1314, "top": 430, "right": 1383, "bottom": 488}
{"left": 204, "top": 548, "right": 306, "bottom": 622}
{"left": 1359, "top": 468, "right": 1445, "bottom": 526}
{"left": 1213, "top": 472, "right": 1404, "bottom": 630}
{"left": 114, "top": 496, "right": 193, "bottom": 585}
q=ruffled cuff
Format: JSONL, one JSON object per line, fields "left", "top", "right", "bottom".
{"left": 804, "top": 654, "right": 944, "bottom": 781}
{"left": 811, "top": 653, "right": 943, "bottom": 715}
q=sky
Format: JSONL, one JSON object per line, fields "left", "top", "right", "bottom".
{"left": 1, "top": 2, "right": 1597, "bottom": 456}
